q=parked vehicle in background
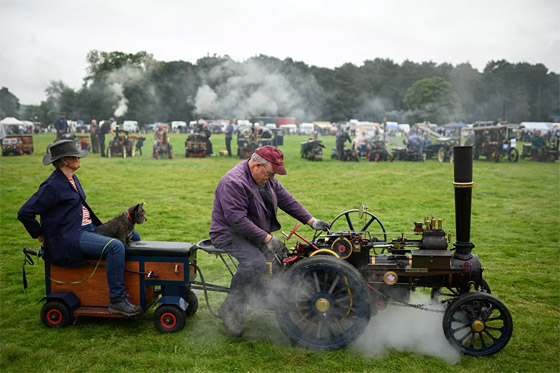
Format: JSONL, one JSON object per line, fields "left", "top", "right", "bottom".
{"left": 355, "top": 122, "right": 379, "bottom": 137}
{"left": 313, "top": 122, "right": 332, "bottom": 135}
{"left": 279, "top": 124, "right": 298, "bottom": 135}
{"left": 398, "top": 124, "right": 410, "bottom": 135}
{"left": 2, "top": 134, "right": 33, "bottom": 156}
{"left": 299, "top": 123, "right": 314, "bottom": 135}
{"left": 277, "top": 117, "right": 296, "bottom": 127}
{"left": 464, "top": 125, "right": 518, "bottom": 162}
{"left": 123, "top": 120, "right": 139, "bottom": 133}
{"left": 171, "top": 121, "right": 188, "bottom": 133}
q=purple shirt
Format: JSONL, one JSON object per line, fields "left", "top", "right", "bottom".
{"left": 210, "top": 160, "right": 312, "bottom": 246}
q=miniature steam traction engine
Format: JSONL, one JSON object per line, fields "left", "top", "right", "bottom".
{"left": 271, "top": 146, "right": 512, "bottom": 355}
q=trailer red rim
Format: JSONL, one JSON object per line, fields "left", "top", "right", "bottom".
{"left": 46, "top": 309, "right": 63, "bottom": 325}
{"left": 160, "top": 312, "right": 177, "bottom": 329}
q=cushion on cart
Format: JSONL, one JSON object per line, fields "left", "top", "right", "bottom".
{"left": 126, "top": 241, "right": 195, "bottom": 257}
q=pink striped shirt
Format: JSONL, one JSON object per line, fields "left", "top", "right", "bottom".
{"left": 68, "top": 177, "right": 92, "bottom": 226}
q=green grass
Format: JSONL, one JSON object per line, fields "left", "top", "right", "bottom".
{"left": 1, "top": 133, "right": 559, "bottom": 372}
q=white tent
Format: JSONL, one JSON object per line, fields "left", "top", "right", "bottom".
{"left": 1, "top": 117, "right": 24, "bottom": 139}
{"left": 0, "top": 117, "right": 23, "bottom": 125}
{"left": 520, "top": 122, "right": 550, "bottom": 133}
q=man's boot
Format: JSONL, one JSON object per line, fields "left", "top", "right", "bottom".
{"left": 218, "top": 298, "right": 245, "bottom": 337}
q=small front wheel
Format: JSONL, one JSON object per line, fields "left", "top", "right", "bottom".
{"left": 40, "top": 300, "right": 73, "bottom": 328}
{"left": 443, "top": 292, "right": 512, "bottom": 356}
{"left": 154, "top": 304, "right": 186, "bottom": 333}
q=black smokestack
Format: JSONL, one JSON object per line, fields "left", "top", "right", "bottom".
{"left": 453, "top": 146, "right": 475, "bottom": 259}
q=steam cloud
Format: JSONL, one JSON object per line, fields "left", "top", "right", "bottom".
{"left": 350, "top": 293, "right": 461, "bottom": 364}
{"left": 110, "top": 83, "right": 128, "bottom": 117}
{"left": 235, "top": 278, "right": 460, "bottom": 364}
{"left": 105, "top": 64, "right": 150, "bottom": 119}
{"left": 192, "top": 59, "right": 319, "bottom": 120}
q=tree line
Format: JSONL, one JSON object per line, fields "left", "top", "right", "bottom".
{"left": 2, "top": 51, "right": 559, "bottom": 126}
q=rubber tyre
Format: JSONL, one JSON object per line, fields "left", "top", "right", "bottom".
{"left": 438, "top": 147, "right": 446, "bottom": 163}
{"left": 40, "top": 300, "right": 72, "bottom": 328}
{"left": 184, "top": 289, "right": 199, "bottom": 317}
{"left": 443, "top": 292, "right": 512, "bottom": 356}
{"left": 154, "top": 305, "right": 186, "bottom": 333}
{"left": 275, "top": 256, "right": 371, "bottom": 350}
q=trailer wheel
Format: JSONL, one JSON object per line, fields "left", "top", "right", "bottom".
{"left": 184, "top": 289, "right": 198, "bottom": 317}
{"left": 275, "top": 256, "right": 370, "bottom": 350}
{"left": 40, "top": 300, "right": 72, "bottom": 328}
{"left": 154, "top": 305, "right": 186, "bottom": 333}
{"left": 443, "top": 292, "right": 512, "bottom": 356}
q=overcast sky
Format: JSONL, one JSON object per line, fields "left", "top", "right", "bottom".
{"left": 1, "top": 0, "right": 558, "bottom": 105}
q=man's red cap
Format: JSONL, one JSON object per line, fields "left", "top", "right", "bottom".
{"left": 254, "top": 145, "right": 287, "bottom": 175}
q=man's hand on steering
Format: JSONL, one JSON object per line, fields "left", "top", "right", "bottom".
{"left": 310, "top": 218, "right": 330, "bottom": 231}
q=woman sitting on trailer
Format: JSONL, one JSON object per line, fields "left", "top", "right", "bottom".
{"left": 18, "top": 139, "right": 142, "bottom": 317}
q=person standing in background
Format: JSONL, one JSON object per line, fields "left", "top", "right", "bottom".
{"left": 54, "top": 112, "right": 69, "bottom": 140}
{"left": 99, "top": 118, "right": 114, "bottom": 157}
{"left": 90, "top": 120, "right": 100, "bottom": 153}
{"left": 224, "top": 120, "right": 234, "bottom": 157}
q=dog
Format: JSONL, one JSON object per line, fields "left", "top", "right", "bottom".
{"left": 94, "top": 203, "right": 147, "bottom": 244}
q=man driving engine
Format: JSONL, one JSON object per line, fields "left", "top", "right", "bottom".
{"left": 209, "top": 145, "right": 330, "bottom": 337}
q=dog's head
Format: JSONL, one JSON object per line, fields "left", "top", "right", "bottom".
{"left": 128, "top": 203, "right": 147, "bottom": 225}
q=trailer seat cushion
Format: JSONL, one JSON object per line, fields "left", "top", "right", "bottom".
{"left": 126, "top": 241, "right": 195, "bottom": 257}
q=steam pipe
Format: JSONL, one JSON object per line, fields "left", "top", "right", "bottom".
{"left": 453, "top": 146, "right": 475, "bottom": 259}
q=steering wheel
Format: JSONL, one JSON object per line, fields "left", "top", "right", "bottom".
{"left": 329, "top": 209, "right": 387, "bottom": 242}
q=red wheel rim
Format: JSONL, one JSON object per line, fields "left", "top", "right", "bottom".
{"left": 160, "top": 312, "right": 177, "bottom": 329}
{"left": 47, "top": 309, "right": 63, "bottom": 325}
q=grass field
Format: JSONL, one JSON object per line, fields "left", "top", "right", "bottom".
{"left": 1, "top": 133, "right": 559, "bottom": 372}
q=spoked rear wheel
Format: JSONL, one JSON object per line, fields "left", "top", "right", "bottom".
{"left": 443, "top": 292, "right": 512, "bottom": 356}
{"left": 275, "top": 256, "right": 371, "bottom": 350}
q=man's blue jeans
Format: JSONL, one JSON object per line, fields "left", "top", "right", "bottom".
{"left": 79, "top": 223, "right": 140, "bottom": 299}
{"left": 217, "top": 235, "right": 268, "bottom": 311}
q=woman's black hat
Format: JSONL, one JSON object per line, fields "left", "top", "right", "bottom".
{"left": 42, "top": 140, "right": 89, "bottom": 165}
